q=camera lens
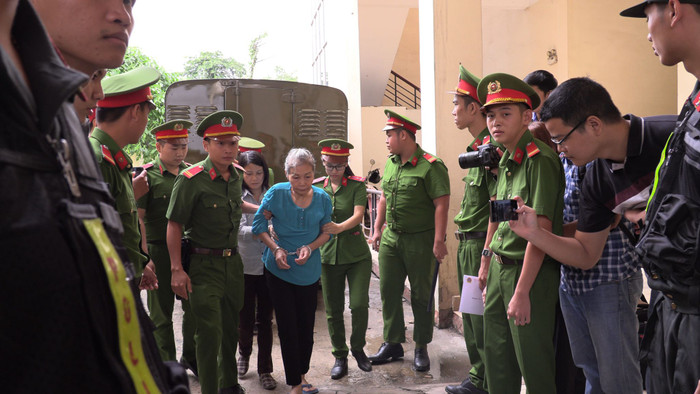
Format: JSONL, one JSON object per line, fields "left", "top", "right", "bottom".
{"left": 458, "top": 151, "right": 482, "bottom": 169}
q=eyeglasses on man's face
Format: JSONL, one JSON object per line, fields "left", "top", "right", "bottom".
{"left": 324, "top": 163, "right": 347, "bottom": 172}
{"left": 551, "top": 116, "right": 589, "bottom": 145}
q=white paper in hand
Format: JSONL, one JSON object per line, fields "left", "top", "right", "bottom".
{"left": 458, "top": 275, "right": 485, "bottom": 315}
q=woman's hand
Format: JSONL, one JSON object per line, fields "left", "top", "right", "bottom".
{"left": 322, "top": 222, "right": 342, "bottom": 235}
{"left": 274, "top": 247, "right": 290, "bottom": 269}
{"left": 263, "top": 210, "right": 273, "bottom": 220}
{"left": 294, "top": 245, "right": 312, "bottom": 265}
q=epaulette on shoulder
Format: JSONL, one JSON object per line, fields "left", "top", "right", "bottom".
{"left": 526, "top": 142, "right": 541, "bottom": 158}
{"left": 142, "top": 163, "right": 154, "bottom": 170}
{"left": 101, "top": 145, "right": 115, "bottom": 166}
{"left": 182, "top": 165, "right": 204, "bottom": 179}
{"left": 422, "top": 152, "right": 437, "bottom": 163}
{"left": 313, "top": 176, "right": 327, "bottom": 184}
{"left": 233, "top": 162, "right": 245, "bottom": 172}
{"left": 348, "top": 175, "right": 366, "bottom": 182}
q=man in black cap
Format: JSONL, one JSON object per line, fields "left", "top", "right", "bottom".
{"left": 620, "top": 1, "right": 700, "bottom": 392}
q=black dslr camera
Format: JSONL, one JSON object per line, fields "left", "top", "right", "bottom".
{"left": 458, "top": 144, "right": 500, "bottom": 169}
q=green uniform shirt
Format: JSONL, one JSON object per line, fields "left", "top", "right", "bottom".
{"left": 454, "top": 128, "right": 498, "bottom": 233}
{"left": 381, "top": 145, "right": 450, "bottom": 233}
{"left": 167, "top": 157, "right": 243, "bottom": 249}
{"left": 136, "top": 158, "right": 189, "bottom": 242}
{"left": 89, "top": 127, "right": 148, "bottom": 270}
{"left": 489, "top": 130, "right": 565, "bottom": 260}
{"left": 314, "top": 176, "right": 371, "bottom": 265}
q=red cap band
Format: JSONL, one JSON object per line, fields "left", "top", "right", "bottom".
{"left": 386, "top": 116, "right": 418, "bottom": 134}
{"left": 155, "top": 129, "right": 189, "bottom": 140}
{"left": 239, "top": 147, "right": 262, "bottom": 153}
{"left": 321, "top": 146, "right": 350, "bottom": 156}
{"left": 203, "top": 123, "right": 240, "bottom": 139}
{"left": 484, "top": 88, "right": 532, "bottom": 109}
{"left": 456, "top": 79, "right": 479, "bottom": 102}
{"left": 97, "top": 87, "right": 153, "bottom": 108}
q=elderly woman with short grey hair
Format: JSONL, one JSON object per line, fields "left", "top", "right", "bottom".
{"left": 252, "top": 148, "right": 332, "bottom": 394}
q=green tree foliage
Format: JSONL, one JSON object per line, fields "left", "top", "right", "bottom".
{"left": 183, "top": 50, "right": 245, "bottom": 79}
{"left": 247, "top": 33, "right": 268, "bottom": 78}
{"left": 273, "top": 66, "right": 298, "bottom": 82}
{"left": 106, "top": 47, "right": 181, "bottom": 162}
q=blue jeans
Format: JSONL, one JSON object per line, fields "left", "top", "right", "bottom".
{"left": 559, "top": 271, "right": 643, "bottom": 394}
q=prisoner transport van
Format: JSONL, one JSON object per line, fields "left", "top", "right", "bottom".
{"left": 164, "top": 79, "right": 348, "bottom": 180}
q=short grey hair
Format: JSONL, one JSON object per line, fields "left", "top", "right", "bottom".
{"left": 284, "top": 148, "right": 316, "bottom": 174}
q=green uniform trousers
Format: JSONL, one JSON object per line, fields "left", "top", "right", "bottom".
{"left": 146, "top": 243, "right": 196, "bottom": 363}
{"left": 378, "top": 227, "right": 435, "bottom": 346}
{"left": 189, "top": 253, "right": 244, "bottom": 394}
{"left": 483, "top": 258, "right": 559, "bottom": 394}
{"left": 457, "top": 238, "right": 487, "bottom": 390}
{"left": 321, "top": 258, "right": 372, "bottom": 358}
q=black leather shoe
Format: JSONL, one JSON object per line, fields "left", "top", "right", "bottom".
{"left": 330, "top": 357, "right": 348, "bottom": 379}
{"left": 368, "top": 342, "right": 404, "bottom": 365}
{"left": 179, "top": 356, "right": 198, "bottom": 377}
{"left": 218, "top": 383, "right": 245, "bottom": 394}
{"left": 445, "top": 377, "right": 488, "bottom": 394}
{"left": 351, "top": 349, "right": 372, "bottom": 372}
{"left": 413, "top": 347, "right": 430, "bottom": 372}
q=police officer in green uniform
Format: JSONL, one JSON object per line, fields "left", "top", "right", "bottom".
{"left": 239, "top": 136, "right": 275, "bottom": 184}
{"left": 166, "top": 111, "right": 259, "bottom": 394}
{"left": 136, "top": 120, "right": 197, "bottom": 374}
{"left": 313, "top": 139, "right": 373, "bottom": 379}
{"left": 368, "top": 110, "right": 450, "bottom": 372}
{"left": 477, "top": 73, "right": 564, "bottom": 394}
{"left": 91, "top": 66, "right": 161, "bottom": 283}
{"left": 446, "top": 66, "right": 495, "bottom": 394}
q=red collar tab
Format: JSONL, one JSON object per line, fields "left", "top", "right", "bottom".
{"left": 101, "top": 145, "right": 115, "bottom": 166}
{"left": 208, "top": 168, "right": 217, "bottom": 180}
{"left": 182, "top": 166, "right": 204, "bottom": 179}
{"left": 484, "top": 85, "right": 533, "bottom": 109}
{"left": 386, "top": 117, "right": 418, "bottom": 134}
{"left": 526, "top": 142, "right": 541, "bottom": 158}
{"left": 410, "top": 156, "right": 418, "bottom": 166}
{"left": 693, "top": 90, "right": 700, "bottom": 112}
{"left": 471, "top": 138, "right": 482, "bottom": 151}
{"left": 342, "top": 177, "right": 348, "bottom": 186}
{"left": 114, "top": 151, "right": 130, "bottom": 171}
{"left": 159, "top": 164, "right": 164, "bottom": 175}
{"left": 483, "top": 135, "right": 491, "bottom": 145}
{"left": 321, "top": 146, "right": 350, "bottom": 156}
{"left": 97, "top": 87, "right": 153, "bottom": 108}
{"left": 512, "top": 147, "right": 524, "bottom": 165}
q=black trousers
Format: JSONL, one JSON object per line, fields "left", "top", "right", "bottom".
{"left": 238, "top": 273, "right": 274, "bottom": 374}
{"left": 265, "top": 269, "right": 318, "bottom": 386}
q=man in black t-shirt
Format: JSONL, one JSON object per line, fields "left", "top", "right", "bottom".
{"left": 505, "top": 77, "right": 675, "bottom": 393}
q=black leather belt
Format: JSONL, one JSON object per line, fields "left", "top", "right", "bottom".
{"left": 454, "top": 231, "right": 487, "bottom": 241}
{"left": 494, "top": 254, "right": 523, "bottom": 265}
{"left": 191, "top": 247, "right": 237, "bottom": 257}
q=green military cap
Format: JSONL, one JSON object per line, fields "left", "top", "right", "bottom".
{"left": 239, "top": 137, "right": 265, "bottom": 152}
{"left": 149, "top": 119, "right": 192, "bottom": 140}
{"left": 383, "top": 109, "right": 421, "bottom": 134}
{"left": 97, "top": 66, "right": 161, "bottom": 109}
{"left": 318, "top": 138, "right": 354, "bottom": 156}
{"left": 449, "top": 65, "right": 481, "bottom": 104}
{"left": 621, "top": 0, "right": 700, "bottom": 17}
{"left": 477, "top": 72, "right": 540, "bottom": 110}
{"left": 196, "top": 110, "right": 243, "bottom": 139}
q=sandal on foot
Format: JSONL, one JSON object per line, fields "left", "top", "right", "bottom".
{"left": 301, "top": 383, "right": 319, "bottom": 394}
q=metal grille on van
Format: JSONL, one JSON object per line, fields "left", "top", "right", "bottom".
{"left": 297, "top": 109, "right": 347, "bottom": 138}
{"left": 325, "top": 110, "right": 346, "bottom": 137}
{"left": 194, "top": 106, "right": 218, "bottom": 128}
{"left": 167, "top": 105, "right": 190, "bottom": 120}
{"left": 298, "top": 109, "right": 322, "bottom": 137}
